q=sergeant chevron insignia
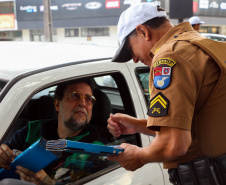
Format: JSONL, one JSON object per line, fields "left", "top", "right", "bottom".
{"left": 153, "top": 58, "right": 176, "bottom": 89}
{"left": 147, "top": 92, "right": 169, "bottom": 117}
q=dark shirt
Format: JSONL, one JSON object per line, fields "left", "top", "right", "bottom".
{"left": 6, "top": 119, "right": 111, "bottom": 174}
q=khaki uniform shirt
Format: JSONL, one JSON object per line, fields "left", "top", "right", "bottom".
{"left": 147, "top": 22, "right": 223, "bottom": 169}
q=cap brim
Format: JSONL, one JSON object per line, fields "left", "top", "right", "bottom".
{"left": 111, "top": 39, "right": 132, "bottom": 63}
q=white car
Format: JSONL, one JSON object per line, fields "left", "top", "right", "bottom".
{"left": 0, "top": 42, "right": 171, "bottom": 185}
{"left": 201, "top": 33, "right": 226, "bottom": 42}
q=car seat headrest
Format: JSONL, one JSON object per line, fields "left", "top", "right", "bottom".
{"left": 28, "top": 95, "right": 57, "bottom": 121}
{"left": 90, "top": 89, "right": 113, "bottom": 126}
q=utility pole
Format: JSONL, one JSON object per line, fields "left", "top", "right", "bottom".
{"left": 43, "top": 0, "right": 53, "bottom": 42}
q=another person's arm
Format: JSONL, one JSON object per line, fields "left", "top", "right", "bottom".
{"left": 107, "top": 113, "right": 156, "bottom": 137}
{"left": 108, "top": 126, "right": 191, "bottom": 171}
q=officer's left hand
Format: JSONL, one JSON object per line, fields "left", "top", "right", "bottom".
{"left": 15, "top": 166, "right": 47, "bottom": 185}
{"left": 107, "top": 143, "right": 144, "bottom": 171}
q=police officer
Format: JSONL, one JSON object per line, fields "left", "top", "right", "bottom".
{"left": 188, "top": 16, "right": 205, "bottom": 32}
{"left": 107, "top": 3, "right": 226, "bottom": 185}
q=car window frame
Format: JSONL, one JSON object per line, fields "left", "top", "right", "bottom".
{"left": 1, "top": 69, "right": 143, "bottom": 184}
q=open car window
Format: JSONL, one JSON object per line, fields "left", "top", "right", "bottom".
{"left": 39, "top": 71, "right": 149, "bottom": 184}
{"left": 2, "top": 72, "right": 140, "bottom": 184}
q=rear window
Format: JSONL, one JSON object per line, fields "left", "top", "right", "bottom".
{"left": 209, "top": 36, "right": 226, "bottom": 42}
{"left": 94, "top": 75, "right": 117, "bottom": 88}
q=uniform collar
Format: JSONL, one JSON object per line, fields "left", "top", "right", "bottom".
{"left": 150, "top": 22, "right": 193, "bottom": 58}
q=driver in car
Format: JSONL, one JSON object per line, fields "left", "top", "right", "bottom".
{"left": 0, "top": 79, "right": 111, "bottom": 185}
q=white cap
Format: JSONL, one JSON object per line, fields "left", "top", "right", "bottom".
{"left": 112, "top": 3, "right": 167, "bottom": 62}
{"left": 188, "top": 16, "right": 205, "bottom": 25}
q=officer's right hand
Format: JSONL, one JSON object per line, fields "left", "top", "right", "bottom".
{"left": 0, "top": 144, "right": 15, "bottom": 169}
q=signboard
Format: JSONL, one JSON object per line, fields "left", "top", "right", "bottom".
{"left": 0, "top": 0, "right": 17, "bottom": 30}
{"left": 15, "top": 0, "right": 166, "bottom": 29}
{"left": 16, "top": 0, "right": 126, "bottom": 21}
{"left": 0, "top": 0, "right": 14, "bottom": 1}
{"left": 16, "top": 0, "right": 165, "bottom": 21}
{"left": 0, "top": 14, "right": 17, "bottom": 30}
{"left": 193, "top": 0, "right": 226, "bottom": 16}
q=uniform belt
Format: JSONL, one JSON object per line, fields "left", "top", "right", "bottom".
{"left": 168, "top": 168, "right": 181, "bottom": 185}
{"left": 168, "top": 155, "right": 226, "bottom": 185}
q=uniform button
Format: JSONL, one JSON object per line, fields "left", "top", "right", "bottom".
{"left": 174, "top": 35, "right": 178, "bottom": 38}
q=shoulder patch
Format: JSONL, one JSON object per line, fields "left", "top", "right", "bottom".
{"left": 147, "top": 92, "right": 169, "bottom": 117}
{"left": 153, "top": 58, "right": 176, "bottom": 89}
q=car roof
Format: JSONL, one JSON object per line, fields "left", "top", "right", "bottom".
{"left": 0, "top": 42, "right": 117, "bottom": 81}
{"left": 200, "top": 33, "right": 226, "bottom": 38}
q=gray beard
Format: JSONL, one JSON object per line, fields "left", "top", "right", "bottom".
{"left": 64, "top": 116, "right": 89, "bottom": 133}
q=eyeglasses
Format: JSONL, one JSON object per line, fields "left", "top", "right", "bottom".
{"left": 68, "top": 92, "right": 96, "bottom": 105}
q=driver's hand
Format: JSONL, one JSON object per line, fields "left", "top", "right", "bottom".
{"left": 0, "top": 144, "right": 15, "bottom": 169}
{"left": 16, "top": 166, "right": 47, "bottom": 185}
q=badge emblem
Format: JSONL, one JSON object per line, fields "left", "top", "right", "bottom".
{"left": 153, "top": 58, "right": 176, "bottom": 89}
{"left": 147, "top": 92, "right": 169, "bottom": 117}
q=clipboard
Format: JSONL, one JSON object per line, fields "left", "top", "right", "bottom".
{"left": 10, "top": 138, "right": 61, "bottom": 172}
{"left": 0, "top": 138, "right": 61, "bottom": 180}
{"left": 46, "top": 139, "right": 124, "bottom": 156}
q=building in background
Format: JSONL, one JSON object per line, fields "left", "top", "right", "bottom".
{"left": 0, "top": 0, "right": 226, "bottom": 46}
{"left": 0, "top": 0, "right": 19, "bottom": 40}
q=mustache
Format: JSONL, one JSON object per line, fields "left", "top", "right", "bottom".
{"left": 72, "top": 108, "right": 88, "bottom": 116}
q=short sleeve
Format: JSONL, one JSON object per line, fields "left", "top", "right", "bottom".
{"left": 147, "top": 41, "right": 207, "bottom": 131}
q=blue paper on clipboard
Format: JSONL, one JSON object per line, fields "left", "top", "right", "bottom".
{"left": 0, "top": 138, "right": 61, "bottom": 180}
{"left": 46, "top": 139, "right": 124, "bottom": 156}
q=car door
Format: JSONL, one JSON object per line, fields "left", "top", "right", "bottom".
{"left": 0, "top": 59, "right": 167, "bottom": 185}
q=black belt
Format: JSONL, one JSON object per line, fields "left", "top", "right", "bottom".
{"left": 168, "top": 168, "right": 181, "bottom": 185}
{"left": 168, "top": 155, "right": 226, "bottom": 185}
